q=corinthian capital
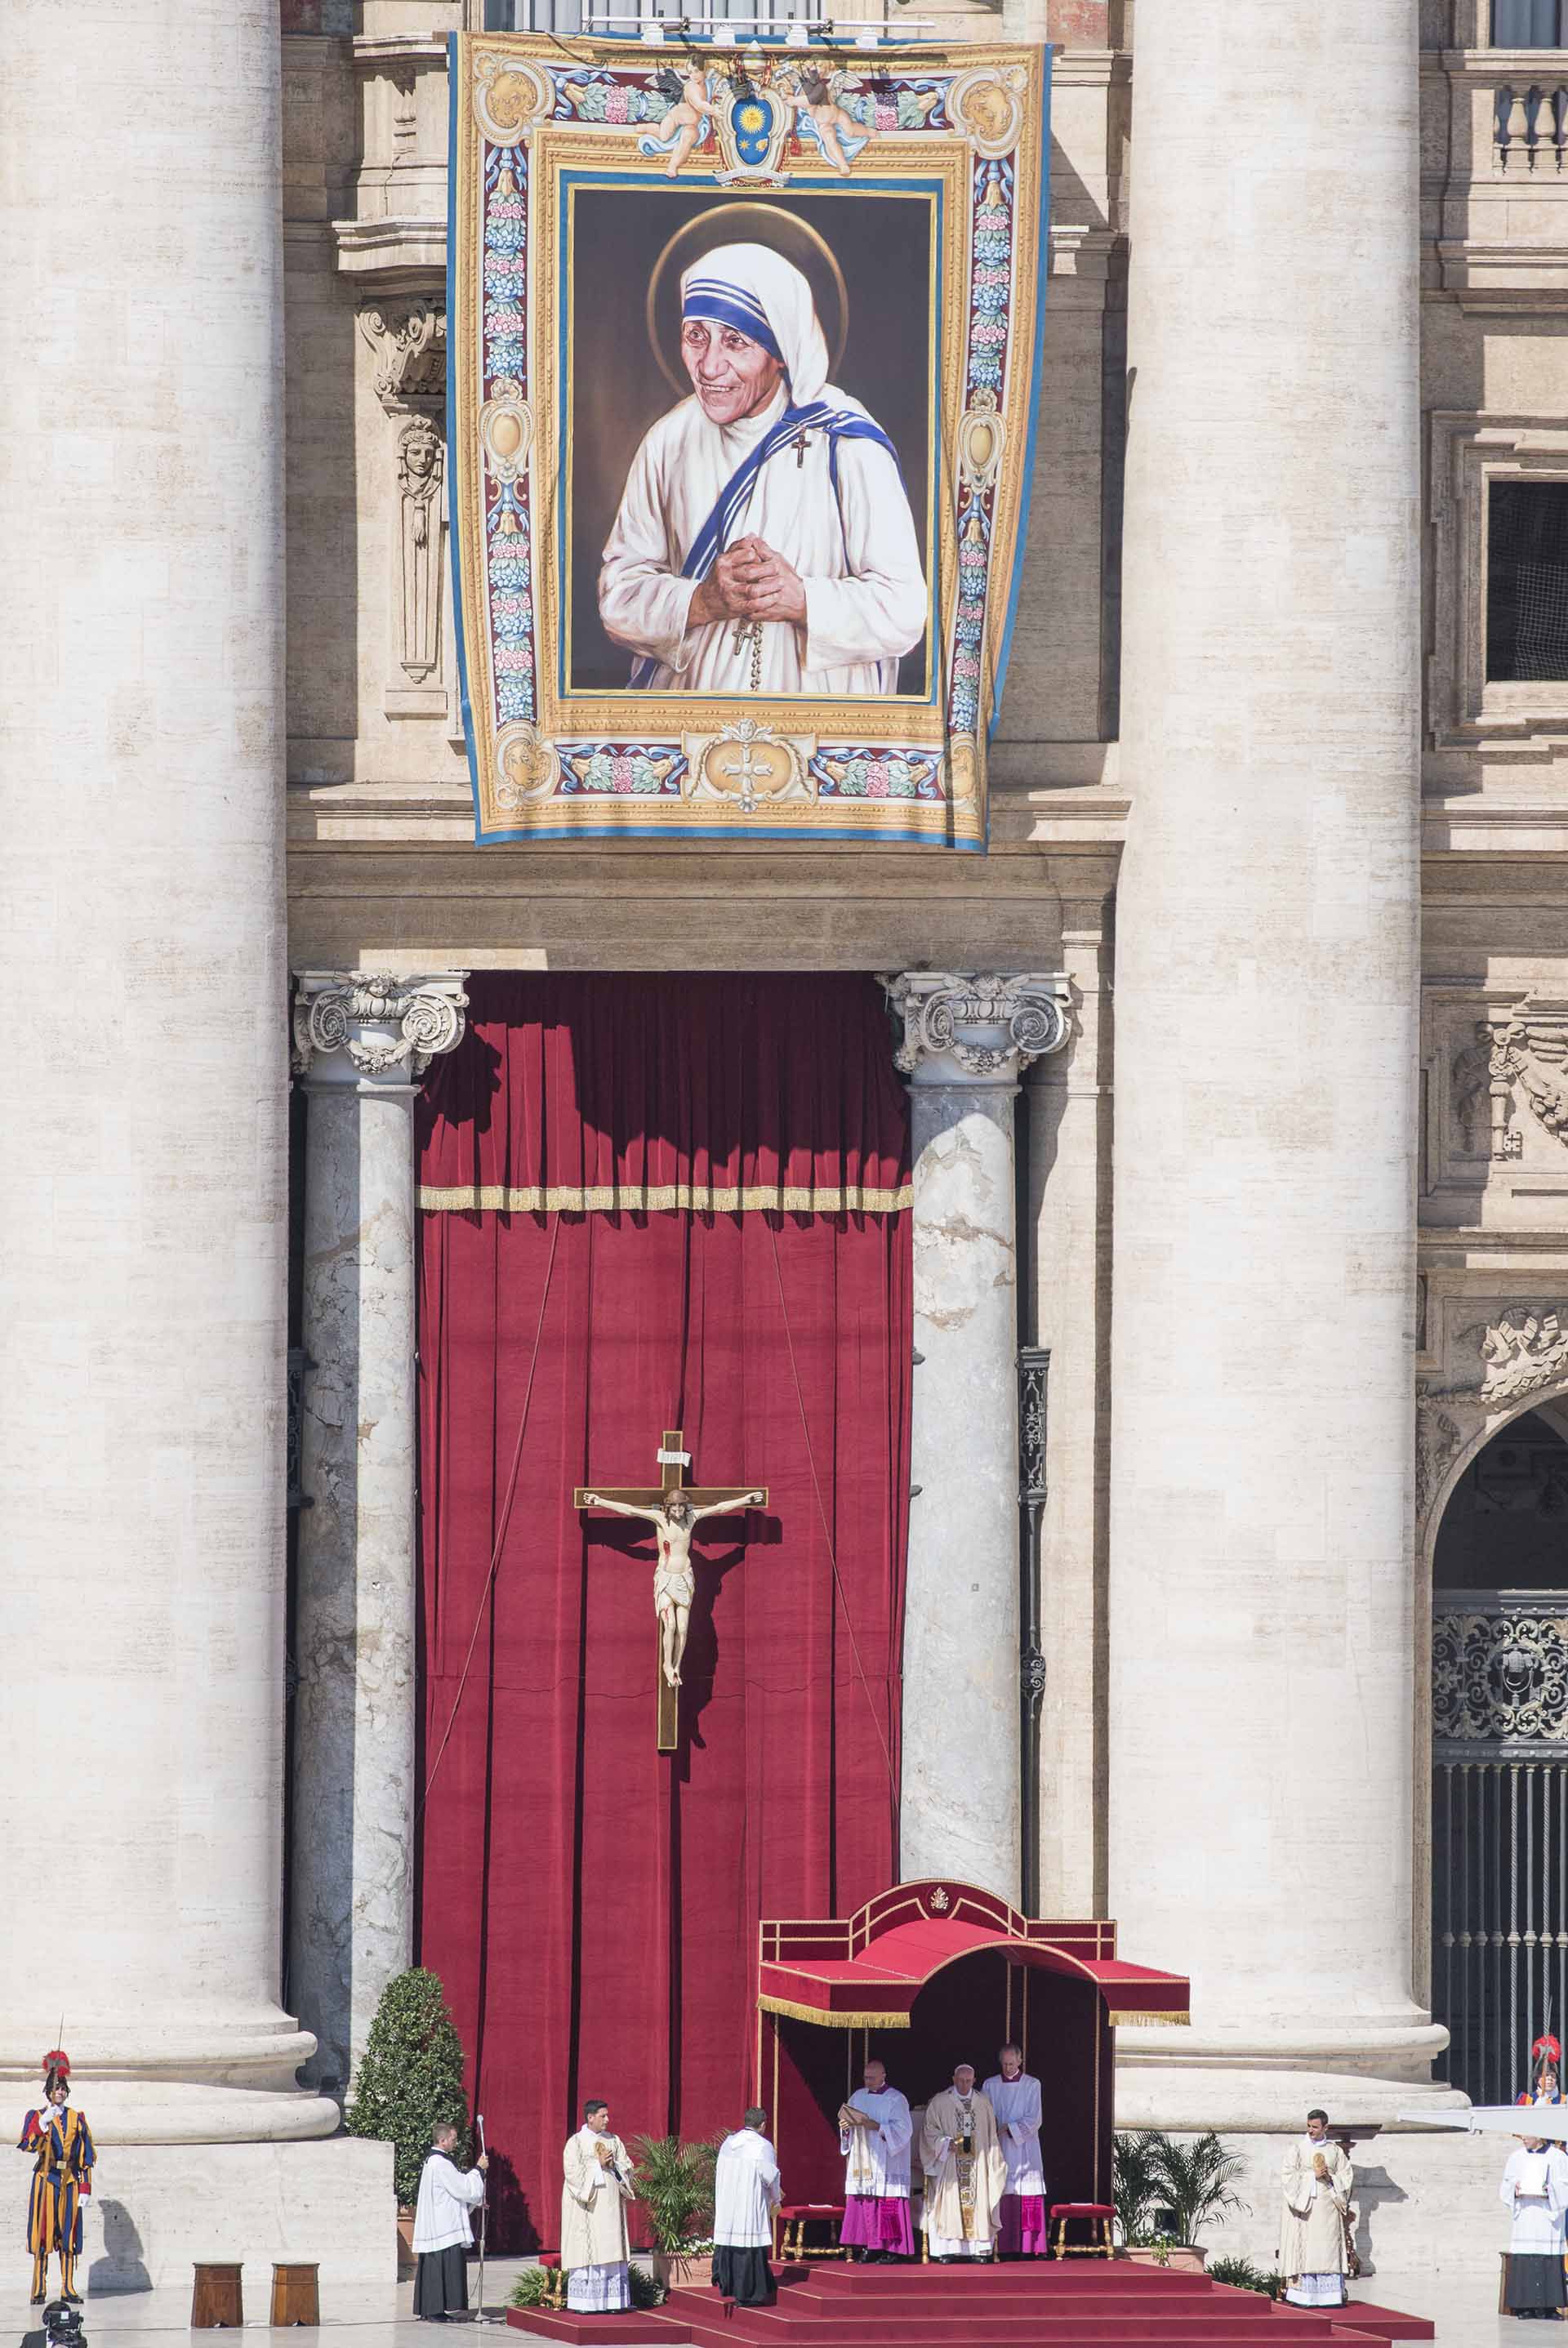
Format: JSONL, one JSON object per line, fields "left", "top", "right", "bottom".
{"left": 881, "top": 970, "right": 1071, "bottom": 1080}
{"left": 292, "top": 971, "right": 470, "bottom": 1085}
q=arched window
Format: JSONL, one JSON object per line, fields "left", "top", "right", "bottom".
{"left": 1432, "top": 1410, "right": 1568, "bottom": 2104}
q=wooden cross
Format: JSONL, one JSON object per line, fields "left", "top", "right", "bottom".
{"left": 791, "top": 426, "right": 811, "bottom": 467}
{"left": 575, "top": 1429, "right": 767, "bottom": 1751}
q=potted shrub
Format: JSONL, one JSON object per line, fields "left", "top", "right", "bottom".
{"left": 1112, "top": 2129, "right": 1245, "bottom": 2273}
{"left": 633, "top": 2133, "right": 719, "bottom": 2291}
{"left": 345, "top": 1967, "right": 471, "bottom": 2264}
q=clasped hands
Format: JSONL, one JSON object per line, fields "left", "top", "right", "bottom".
{"left": 689, "top": 536, "right": 807, "bottom": 631}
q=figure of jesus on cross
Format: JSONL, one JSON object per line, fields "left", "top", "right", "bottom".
{"left": 577, "top": 1429, "right": 766, "bottom": 1750}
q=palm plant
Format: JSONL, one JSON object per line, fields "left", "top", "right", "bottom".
{"left": 1143, "top": 2131, "right": 1247, "bottom": 2245}
{"left": 1112, "top": 2130, "right": 1161, "bottom": 2243}
{"left": 631, "top": 2132, "right": 719, "bottom": 2252}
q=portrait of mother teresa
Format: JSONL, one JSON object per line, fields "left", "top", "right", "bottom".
{"left": 598, "top": 242, "right": 928, "bottom": 697}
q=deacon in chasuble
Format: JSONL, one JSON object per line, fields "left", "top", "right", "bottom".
{"left": 412, "top": 2123, "right": 488, "bottom": 2321}
{"left": 982, "top": 2045, "right": 1047, "bottom": 2257}
{"left": 1278, "top": 2110, "right": 1352, "bottom": 2310}
{"left": 1501, "top": 2137, "right": 1568, "bottom": 2319}
{"left": 920, "top": 2064, "right": 1008, "bottom": 2263}
{"left": 836, "top": 2057, "right": 915, "bottom": 2260}
{"left": 712, "top": 2108, "right": 782, "bottom": 2308}
{"left": 599, "top": 243, "right": 927, "bottom": 698}
{"left": 561, "top": 2100, "right": 637, "bottom": 2315}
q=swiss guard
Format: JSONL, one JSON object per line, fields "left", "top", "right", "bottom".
{"left": 1518, "top": 2034, "right": 1567, "bottom": 2107}
{"left": 18, "top": 2052, "right": 95, "bottom": 2303}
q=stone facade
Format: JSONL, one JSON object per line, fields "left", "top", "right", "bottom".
{"left": 14, "top": 0, "right": 1568, "bottom": 2287}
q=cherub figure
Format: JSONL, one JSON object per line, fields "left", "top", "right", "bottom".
{"left": 795, "top": 67, "right": 868, "bottom": 176}
{"left": 653, "top": 64, "right": 717, "bottom": 179}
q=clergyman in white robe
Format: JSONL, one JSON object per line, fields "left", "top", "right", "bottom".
{"left": 1278, "top": 2119, "right": 1352, "bottom": 2310}
{"left": 837, "top": 2062, "right": 915, "bottom": 2258}
{"left": 561, "top": 2106, "right": 636, "bottom": 2315}
{"left": 920, "top": 2071, "right": 1008, "bottom": 2261}
{"left": 412, "top": 2127, "right": 487, "bottom": 2320}
{"left": 1501, "top": 2139, "right": 1568, "bottom": 2316}
{"left": 599, "top": 243, "right": 926, "bottom": 698}
{"left": 982, "top": 2055, "right": 1047, "bottom": 2257}
{"left": 712, "top": 2110, "right": 782, "bottom": 2306}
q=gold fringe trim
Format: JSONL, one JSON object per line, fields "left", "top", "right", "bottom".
{"left": 419, "top": 1181, "right": 914, "bottom": 1216}
{"left": 1107, "top": 2009, "right": 1191, "bottom": 2027}
{"left": 758, "top": 1994, "right": 912, "bottom": 2030}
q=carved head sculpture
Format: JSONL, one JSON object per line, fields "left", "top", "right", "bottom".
{"left": 398, "top": 417, "right": 442, "bottom": 496}
{"left": 664, "top": 1491, "right": 696, "bottom": 1532}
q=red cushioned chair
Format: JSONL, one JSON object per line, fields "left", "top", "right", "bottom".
{"left": 1049, "top": 2200, "right": 1114, "bottom": 2258}
{"left": 774, "top": 2203, "right": 845, "bottom": 2260}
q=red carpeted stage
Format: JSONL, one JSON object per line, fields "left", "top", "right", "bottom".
{"left": 507, "top": 2262, "right": 1437, "bottom": 2348}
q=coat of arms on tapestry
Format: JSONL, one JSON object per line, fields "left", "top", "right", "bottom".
{"left": 447, "top": 29, "right": 1051, "bottom": 849}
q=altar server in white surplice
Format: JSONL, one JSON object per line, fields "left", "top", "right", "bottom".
{"left": 1500, "top": 2136, "right": 1568, "bottom": 2319}
{"left": 1278, "top": 2110, "right": 1352, "bottom": 2310}
{"left": 836, "top": 2057, "right": 915, "bottom": 2260}
{"left": 412, "top": 2123, "right": 488, "bottom": 2321}
{"left": 712, "top": 2108, "right": 782, "bottom": 2308}
{"left": 560, "top": 2099, "right": 636, "bottom": 2315}
{"left": 982, "top": 2046, "right": 1047, "bottom": 2257}
{"left": 599, "top": 243, "right": 927, "bottom": 697}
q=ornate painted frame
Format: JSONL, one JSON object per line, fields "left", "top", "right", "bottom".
{"left": 448, "top": 30, "right": 1051, "bottom": 849}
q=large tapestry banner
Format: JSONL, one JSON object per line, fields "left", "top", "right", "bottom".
{"left": 447, "top": 29, "right": 1051, "bottom": 849}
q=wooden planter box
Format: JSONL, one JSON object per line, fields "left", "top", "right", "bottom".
{"left": 652, "top": 2250, "right": 713, "bottom": 2292}
{"left": 396, "top": 2211, "right": 417, "bottom": 2279}
{"left": 1120, "top": 2245, "right": 1209, "bottom": 2274}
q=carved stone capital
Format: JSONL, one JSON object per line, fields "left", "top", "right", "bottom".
{"left": 881, "top": 970, "right": 1071, "bottom": 1082}
{"left": 358, "top": 299, "right": 446, "bottom": 415}
{"left": 292, "top": 971, "right": 469, "bottom": 1086}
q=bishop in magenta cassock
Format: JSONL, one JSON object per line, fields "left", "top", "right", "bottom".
{"left": 982, "top": 2047, "right": 1047, "bottom": 2257}
{"left": 836, "top": 2058, "right": 914, "bottom": 2260}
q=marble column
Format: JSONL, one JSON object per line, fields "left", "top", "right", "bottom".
{"left": 0, "top": 0, "right": 336, "bottom": 2142}
{"left": 884, "top": 973, "right": 1071, "bottom": 1902}
{"left": 1110, "top": 0, "right": 1450, "bottom": 2123}
{"left": 289, "top": 972, "right": 468, "bottom": 2092}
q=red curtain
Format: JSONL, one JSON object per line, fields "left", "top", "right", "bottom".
{"left": 415, "top": 974, "right": 912, "bottom": 2248}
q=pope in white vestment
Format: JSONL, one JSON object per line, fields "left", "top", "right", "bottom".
{"left": 1278, "top": 2119, "right": 1352, "bottom": 2310}
{"left": 1500, "top": 2139, "right": 1568, "bottom": 2318}
{"left": 920, "top": 2069, "right": 1009, "bottom": 2261}
{"left": 599, "top": 243, "right": 927, "bottom": 697}
{"left": 982, "top": 2054, "right": 1047, "bottom": 2257}
{"left": 561, "top": 2106, "right": 636, "bottom": 2315}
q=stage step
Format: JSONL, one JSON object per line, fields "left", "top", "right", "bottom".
{"left": 504, "top": 2266, "right": 1434, "bottom": 2348}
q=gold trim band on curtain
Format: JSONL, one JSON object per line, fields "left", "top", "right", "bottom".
{"left": 757, "top": 1994, "right": 913, "bottom": 2030}
{"left": 419, "top": 1181, "right": 915, "bottom": 1215}
{"left": 1106, "top": 2008, "right": 1191, "bottom": 2027}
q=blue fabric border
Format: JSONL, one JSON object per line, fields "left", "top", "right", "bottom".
{"left": 987, "top": 42, "right": 1054, "bottom": 756}
{"left": 447, "top": 33, "right": 489, "bottom": 841}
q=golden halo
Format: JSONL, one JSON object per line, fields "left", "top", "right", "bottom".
{"left": 645, "top": 203, "right": 849, "bottom": 399}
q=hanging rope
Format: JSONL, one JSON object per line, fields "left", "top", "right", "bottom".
{"left": 764, "top": 1216, "right": 900, "bottom": 1811}
{"left": 418, "top": 1211, "right": 564, "bottom": 1820}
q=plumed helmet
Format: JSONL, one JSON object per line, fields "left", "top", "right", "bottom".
{"left": 1535, "top": 2035, "right": 1562, "bottom": 2065}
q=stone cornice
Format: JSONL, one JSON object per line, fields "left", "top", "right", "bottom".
{"left": 332, "top": 216, "right": 446, "bottom": 289}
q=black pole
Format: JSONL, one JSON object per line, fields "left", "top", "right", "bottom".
{"left": 1017, "top": 1347, "right": 1049, "bottom": 1917}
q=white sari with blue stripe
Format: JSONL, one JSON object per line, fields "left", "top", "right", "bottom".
{"left": 599, "top": 379, "right": 927, "bottom": 698}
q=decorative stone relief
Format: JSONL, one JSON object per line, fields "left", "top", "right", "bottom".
{"left": 358, "top": 299, "right": 446, "bottom": 416}
{"left": 882, "top": 971, "right": 1071, "bottom": 1079}
{"left": 1417, "top": 1294, "right": 1568, "bottom": 1532}
{"left": 396, "top": 417, "right": 443, "bottom": 686}
{"left": 292, "top": 971, "right": 470, "bottom": 1083}
{"left": 1482, "top": 998, "right": 1568, "bottom": 1161}
{"left": 1466, "top": 1307, "right": 1568, "bottom": 1406}
{"left": 1416, "top": 1392, "right": 1464, "bottom": 1524}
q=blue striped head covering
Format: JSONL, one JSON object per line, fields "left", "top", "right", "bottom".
{"left": 679, "top": 242, "right": 829, "bottom": 403}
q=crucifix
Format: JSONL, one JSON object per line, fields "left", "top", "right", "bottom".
{"left": 575, "top": 1429, "right": 767, "bottom": 1751}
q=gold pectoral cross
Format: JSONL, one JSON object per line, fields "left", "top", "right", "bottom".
{"left": 574, "top": 1428, "right": 768, "bottom": 1751}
